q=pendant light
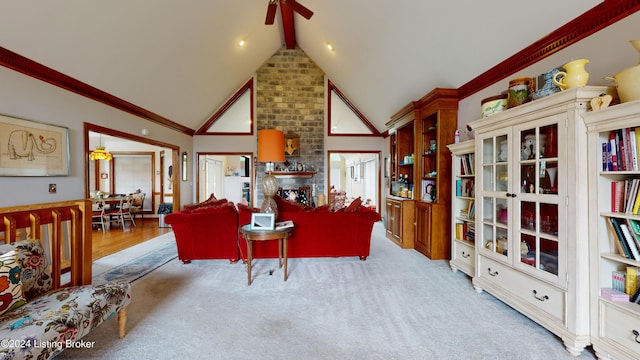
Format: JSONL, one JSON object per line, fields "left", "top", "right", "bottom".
{"left": 89, "top": 134, "right": 113, "bottom": 161}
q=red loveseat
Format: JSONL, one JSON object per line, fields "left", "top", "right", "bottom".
{"left": 164, "top": 198, "right": 239, "bottom": 263}
{"left": 237, "top": 196, "right": 381, "bottom": 261}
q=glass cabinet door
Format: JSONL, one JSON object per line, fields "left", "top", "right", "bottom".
{"left": 515, "top": 123, "right": 560, "bottom": 278}
{"left": 478, "top": 133, "right": 510, "bottom": 261}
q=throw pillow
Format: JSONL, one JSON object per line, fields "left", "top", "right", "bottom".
{"left": 184, "top": 198, "right": 228, "bottom": 210}
{"left": 190, "top": 202, "right": 235, "bottom": 214}
{"left": 0, "top": 250, "right": 26, "bottom": 316}
{"left": 0, "top": 239, "right": 52, "bottom": 300}
{"left": 345, "top": 197, "right": 363, "bottom": 212}
{"left": 274, "top": 195, "right": 305, "bottom": 213}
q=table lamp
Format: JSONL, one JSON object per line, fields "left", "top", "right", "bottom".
{"left": 257, "top": 129, "right": 285, "bottom": 217}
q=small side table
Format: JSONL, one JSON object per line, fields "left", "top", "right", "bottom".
{"left": 240, "top": 224, "right": 294, "bottom": 285}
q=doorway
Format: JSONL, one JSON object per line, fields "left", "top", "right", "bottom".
{"left": 84, "top": 123, "right": 181, "bottom": 215}
{"left": 328, "top": 151, "right": 381, "bottom": 212}
{"left": 197, "top": 152, "right": 254, "bottom": 206}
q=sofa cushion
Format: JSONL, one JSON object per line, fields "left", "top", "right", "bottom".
{"left": 0, "top": 239, "right": 52, "bottom": 300}
{"left": 0, "top": 251, "right": 26, "bottom": 316}
{"left": 345, "top": 197, "right": 362, "bottom": 212}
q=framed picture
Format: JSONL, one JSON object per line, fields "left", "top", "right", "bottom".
{"left": 0, "top": 114, "right": 70, "bottom": 176}
{"left": 251, "top": 212, "right": 275, "bottom": 230}
{"left": 284, "top": 131, "right": 300, "bottom": 157}
{"left": 278, "top": 186, "right": 311, "bottom": 206}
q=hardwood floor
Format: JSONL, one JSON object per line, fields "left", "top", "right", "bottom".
{"left": 91, "top": 217, "right": 172, "bottom": 261}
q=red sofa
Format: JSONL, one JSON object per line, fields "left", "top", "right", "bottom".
{"left": 237, "top": 196, "right": 381, "bottom": 261}
{"left": 164, "top": 198, "right": 240, "bottom": 263}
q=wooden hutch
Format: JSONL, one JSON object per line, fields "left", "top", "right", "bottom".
{"left": 386, "top": 88, "right": 458, "bottom": 259}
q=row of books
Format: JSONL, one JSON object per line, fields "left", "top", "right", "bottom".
{"left": 611, "top": 179, "right": 640, "bottom": 214}
{"left": 605, "top": 217, "right": 640, "bottom": 261}
{"left": 611, "top": 266, "right": 640, "bottom": 303}
{"left": 602, "top": 128, "right": 640, "bottom": 172}
{"left": 458, "top": 200, "right": 475, "bottom": 221}
{"left": 456, "top": 179, "right": 475, "bottom": 198}
{"left": 455, "top": 222, "right": 475, "bottom": 242}
{"left": 459, "top": 153, "right": 474, "bottom": 176}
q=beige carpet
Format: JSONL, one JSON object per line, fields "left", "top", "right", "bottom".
{"left": 58, "top": 223, "right": 596, "bottom": 359}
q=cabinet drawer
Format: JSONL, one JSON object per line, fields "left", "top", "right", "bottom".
{"left": 601, "top": 301, "right": 640, "bottom": 357}
{"left": 454, "top": 240, "right": 475, "bottom": 267}
{"left": 479, "top": 256, "right": 565, "bottom": 321}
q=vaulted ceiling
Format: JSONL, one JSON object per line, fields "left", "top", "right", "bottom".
{"left": 0, "top": 1, "right": 613, "bottom": 134}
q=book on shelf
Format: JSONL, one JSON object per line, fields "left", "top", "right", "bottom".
{"left": 601, "top": 287, "right": 630, "bottom": 302}
{"left": 619, "top": 129, "right": 628, "bottom": 171}
{"left": 602, "top": 142, "right": 609, "bottom": 171}
{"left": 611, "top": 180, "right": 625, "bottom": 212}
{"left": 619, "top": 222, "right": 640, "bottom": 261}
{"left": 629, "top": 128, "right": 639, "bottom": 170}
{"left": 460, "top": 157, "right": 469, "bottom": 176}
{"left": 607, "top": 217, "right": 632, "bottom": 259}
{"left": 625, "top": 179, "right": 640, "bottom": 213}
{"left": 465, "top": 222, "right": 475, "bottom": 241}
{"left": 460, "top": 179, "right": 474, "bottom": 198}
{"left": 626, "top": 266, "right": 640, "bottom": 296}
{"left": 610, "top": 132, "right": 619, "bottom": 171}
{"left": 626, "top": 219, "right": 640, "bottom": 251}
{"left": 455, "top": 179, "right": 462, "bottom": 197}
{"left": 467, "top": 200, "right": 475, "bottom": 221}
{"left": 455, "top": 223, "right": 464, "bottom": 240}
{"left": 602, "top": 127, "right": 640, "bottom": 172}
{"left": 631, "top": 284, "right": 640, "bottom": 303}
{"left": 612, "top": 270, "right": 627, "bottom": 293}
{"left": 459, "top": 153, "right": 475, "bottom": 176}
{"left": 633, "top": 184, "right": 640, "bottom": 214}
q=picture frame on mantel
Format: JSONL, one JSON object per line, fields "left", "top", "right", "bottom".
{"left": 284, "top": 131, "right": 300, "bottom": 157}
{"left": 0, "top": 114, "right": 70, "bottom": 176}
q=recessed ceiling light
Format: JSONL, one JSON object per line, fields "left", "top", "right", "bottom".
{"left": 239, "top": 39, "right": 246, "bottom": 47}
{"left": 326, "top": 42, "right": 334, "bottom": 51}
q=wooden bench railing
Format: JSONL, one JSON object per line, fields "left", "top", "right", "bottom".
{"left": 0, "top": 199, "right": 92, "bottom": 288}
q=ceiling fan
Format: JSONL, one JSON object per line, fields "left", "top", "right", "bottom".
{"left": 265, "top": 0, "right": 314, "bottom": 25}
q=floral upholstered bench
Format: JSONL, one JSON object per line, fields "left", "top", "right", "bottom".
{"left": 0, "top": 239, "right": 132, "bottom": 359}
{"left": 0, "top": 199, "right": 131, "bottom": 360}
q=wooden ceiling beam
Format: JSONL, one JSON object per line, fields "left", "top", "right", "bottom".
{"left": 280, "top": 0, "right": 297, "bottom": 49}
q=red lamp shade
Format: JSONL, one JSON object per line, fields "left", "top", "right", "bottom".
{"left": 258, "top": 130, "right": 285, "bottom": 163}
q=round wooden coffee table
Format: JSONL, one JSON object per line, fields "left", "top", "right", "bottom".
{"left": 240, "top": 224, "right": 294, "bottom": 285}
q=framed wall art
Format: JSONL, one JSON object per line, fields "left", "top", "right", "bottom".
{"left": 0, "top": 114, "right": 70, "bottom": 176}
{"left": 284, "top": 131, "right": 300, "bottom": 157}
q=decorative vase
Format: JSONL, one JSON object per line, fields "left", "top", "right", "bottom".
{"left": 532, "top": 68, "right": 562, "bottom": 100}
{"left": 553, "top": 59, "right": 590, "bottom": 90}
{"left": 507, "top": 77, "right": 535, "bottom": 108}
{"left": 605, "top": 40, "right": 640, "bottom": 103}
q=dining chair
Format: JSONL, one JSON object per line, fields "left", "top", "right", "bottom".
{"left": 91, "top": 199, "right": 107, "bottom": 232}
{"left": 118, "top": 196, "right": 137, "bottom": 228}
{"left": 107, "top": 196, "right": 136, "bottom": 229}
{"left": 129, "top": 192, "right": 145, "bottom": 223}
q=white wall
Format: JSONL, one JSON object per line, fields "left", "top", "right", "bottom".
{"left": 0, "top": 67, "right": 193, "bottom": 208}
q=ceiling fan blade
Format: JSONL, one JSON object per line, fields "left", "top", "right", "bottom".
{"left": 287, "top": 0, "right": 314, "bottom": 20}
{"left": 265, "top": 1, "right": 278, "bottom": 25}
